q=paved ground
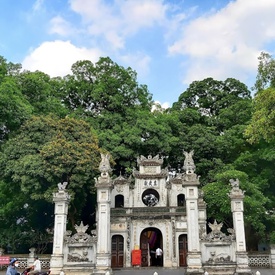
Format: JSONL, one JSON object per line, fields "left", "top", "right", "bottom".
{"left": 0, "top": 267, "right": 274, "bottom": 275}
{"left": 112, "top": 268, "right": 275, "bottom": 275}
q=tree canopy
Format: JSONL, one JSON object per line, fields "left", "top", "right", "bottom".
{"left": 0, "top": 52, "right": 274, "bottom": 252}
{"left": 0, "top": 115, "right": 102, "bottom": 251}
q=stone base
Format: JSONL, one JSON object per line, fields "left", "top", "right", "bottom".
{"left": 186, "top": 271, "right": 204, "bottom": 275}
{"left": 235, "top": 267, "right": 252, "bottom": 275}
{"left": 60, "top": 264, "right": 97, "bottom": 275}
{"left": 203, "top": 263, "right": 236, "bottom": 275}
{"left": 186, "top": 251, "right": 203, "bottom": 275}
{"left": 186, "top": 267, "right": 204, "bottom": 275}
{"left": 50, "top": 254, "right": 65, "bottom": 275}
{"left": 93, "top": 268, "right": 113, "bottom": 275}
{"left": 235, "top": 251, "right": 252, "bottom": 275}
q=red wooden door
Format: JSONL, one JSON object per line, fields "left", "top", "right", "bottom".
{"left": 179, "top": 234, "right": 187, "bottom": 267}
{"left": 111, "top": 235, "right": 124, "bottom": 268}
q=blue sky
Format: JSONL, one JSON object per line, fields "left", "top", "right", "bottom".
{"left": 1, "top": 0, "right": 275, "bottom": 107}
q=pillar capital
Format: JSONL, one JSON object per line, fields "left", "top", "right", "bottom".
{"left": 53, "top": 190, "right": 71, "bottom": 202}
{"left": 228, "top": 178, "right": 245, "bottom": 200}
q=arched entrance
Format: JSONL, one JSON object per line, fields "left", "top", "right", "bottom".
{"left": 179, "top": 234, "right": 188, "bottom": 267}
{"left": 111, "top": 235, "right": 124, "bottom": 268}
{"left": 140, "top": 227, "right": 163, "bottom": 267}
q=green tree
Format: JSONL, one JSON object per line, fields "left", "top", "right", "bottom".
{"left": 0, "top": 56, "right": 21, "bottom": 81}
{"left": 0, "top": 77, "right": 33, "bottom": 140}
{"left": 245, "top": 87, "right": 275, "bottom": 143}
{"left": 0, "top": 178, "right": 54, "bottom": 253}
{"left": 60, "top": 57, "right": 155, "bottom": 173}
{"left": 172, "top": 77, "right": 251, "bottom": 131}
{"left": 254, "top": 52, "right": 275, "bottom": 93}
{"left": 170, "top": 78, "right": 252, "bottom": 182}
{"left": 0, "top": 115, "right": 102, "bottom": 237}
{"left": 18, "top": 70, "right": 68, "bottom": 117}
{"left": 203, "top": 170, "right": 269, "bottom": 249}
{"left": 62, "top": 57, "right": 152, "bottom": 116}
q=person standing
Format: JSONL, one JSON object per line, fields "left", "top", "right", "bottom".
{"left": 155, "top": 247, "right": 163, "bottom": 266}
{"left": 6, "top": 258, "right": 20, "bottom": 275}
{"left": 27, "top": 256, "right": 41, "bottom": 275}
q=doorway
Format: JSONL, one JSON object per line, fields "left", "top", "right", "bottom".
{"left": 140, "top": 227, "right": 163, "bottom": 267}
{"left": 111, "top": 235, "right": 124, "bottom": 268}
{"left": 179, "top": 234, "right": 187, "bottom": 267}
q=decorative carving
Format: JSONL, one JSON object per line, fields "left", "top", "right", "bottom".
{"left": 227, "top": 228, "right": 235, "bottom": 236}
{"left": 99, "top": 153, "right": 112, "bottom": 174}
{"left": 58, "top": 182, "right": 68, "bottom": 190}
{"left": 64, "top": 230, "right": 72, "bottom": 242}
{"left": 113, "top": 174, "right": 128, "bottom": 185}
{"left": 95, "top": 153, "right": 113, "bottom": 186}
{"left": 68, "top": 249, "right": 89, "bottom": 262}
{"left": 206, "top": 251, "right": 232, "bottom": 264}
{"left": 169, "top": 173, "right": 183, "bottom": 184}
{"left": 229, "top": 178, "right": 239, "bottom": 188}
{"left": 116, "top": 185, "right": 123, "bottom": 193}
{"left": 65, "top": 221, "right": 97, "bottom": 244}
{"left": 143, "top": 194, "right": 158, "bottom": 207}
{"left": 208, "top": 219, "right": 223, "bottom": 232}
{"left": 127, "top": 221, "right": 131, "bottom": 251}
{"left": 133, "top": 171, "right": 168, "bottom": 179}
{"left": 183, "top": 150, "right": 196, "bottom": 174}
{"left": 228, "top": 178, "right": 245, "bottom": 198}
{"left": 137, "top": 154, "right": 164, "bottom": 166}
{"left": 198, "top": 189, "right": 204, "bottom": 198}
{"left": 201, "top": 219, "right": 235, "bottom": 242}
{"left": 172, "top": 219, "right": 176, "bottom": 258}
{"left": 167, "top": 169, "right": 176, "bottom": 180}
{"left": 75, "top": 221, "right": 88, "bottom": 234}
{"left": 199, "top": 225, "right": 207, "bottom": 239}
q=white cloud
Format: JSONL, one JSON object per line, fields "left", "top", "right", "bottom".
{"left": 168, "top": 0, "right": 275, "bottom": 85}
{"left": 49, "top": 16, "right": 74, "bottom": 36}
{"left": 160, "top": 101, "right": 170, "bottom": 109}
{"left": 152, "top": 101, "right": 170, "bottom": 111}
{"left": 22, "top": 40, "right": 103, "bottom": 77}
{"left": 120, "top": 0, "right": 167, "bottom": 32}
{"left": 69, "top": 0, "right": 167, "bottom": 50}
{"left": 119, "top": 52, "right": 151, "bottom": 78}
{"left": 32, "top": 0, "right": 44, "bottom": 12}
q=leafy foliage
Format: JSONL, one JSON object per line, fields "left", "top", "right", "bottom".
{"left": 0, "top": 115, "right": 102, "bottom": 242}
{"left": 1, "top": 53, "right": 275, "bottom": 252}
{"left": 245, "top": 88, "right": 275, "bottom": 143}
{"left": 254, "top": 52, "right": 275, "bottom": 92}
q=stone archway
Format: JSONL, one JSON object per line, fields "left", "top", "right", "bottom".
{"left": 140, "top": 227, "right": 163, "bottom": 267}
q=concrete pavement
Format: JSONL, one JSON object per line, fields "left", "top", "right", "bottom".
{"left": 112, "top": 268, "right": 275, "bottom": 275}
{"left": 0, "top": 267, "right": 274, "bottom": 275}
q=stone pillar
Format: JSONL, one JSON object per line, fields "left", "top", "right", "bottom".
{"left": 95, "top": 154, "right": 113, "bottom": 275}
{"left": 270, "top": 245, "right": 275, "bottom": 268}
{"left": 183, "top": 151, "right": 203, "bottom": 275}
{"left": 228, "top": 179, "right": 251, "bottom": 275}
{"left": 186, "top": 183, "right": 203, "bottom": 274}
{"left": 198, "top": 190, "right": 207, "bottom": 240}
{"left": 28, "top": 247, "right": 36, "bottom": 266}
{"left": 50, "top": 182, "right": 70, "bottom": 275}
